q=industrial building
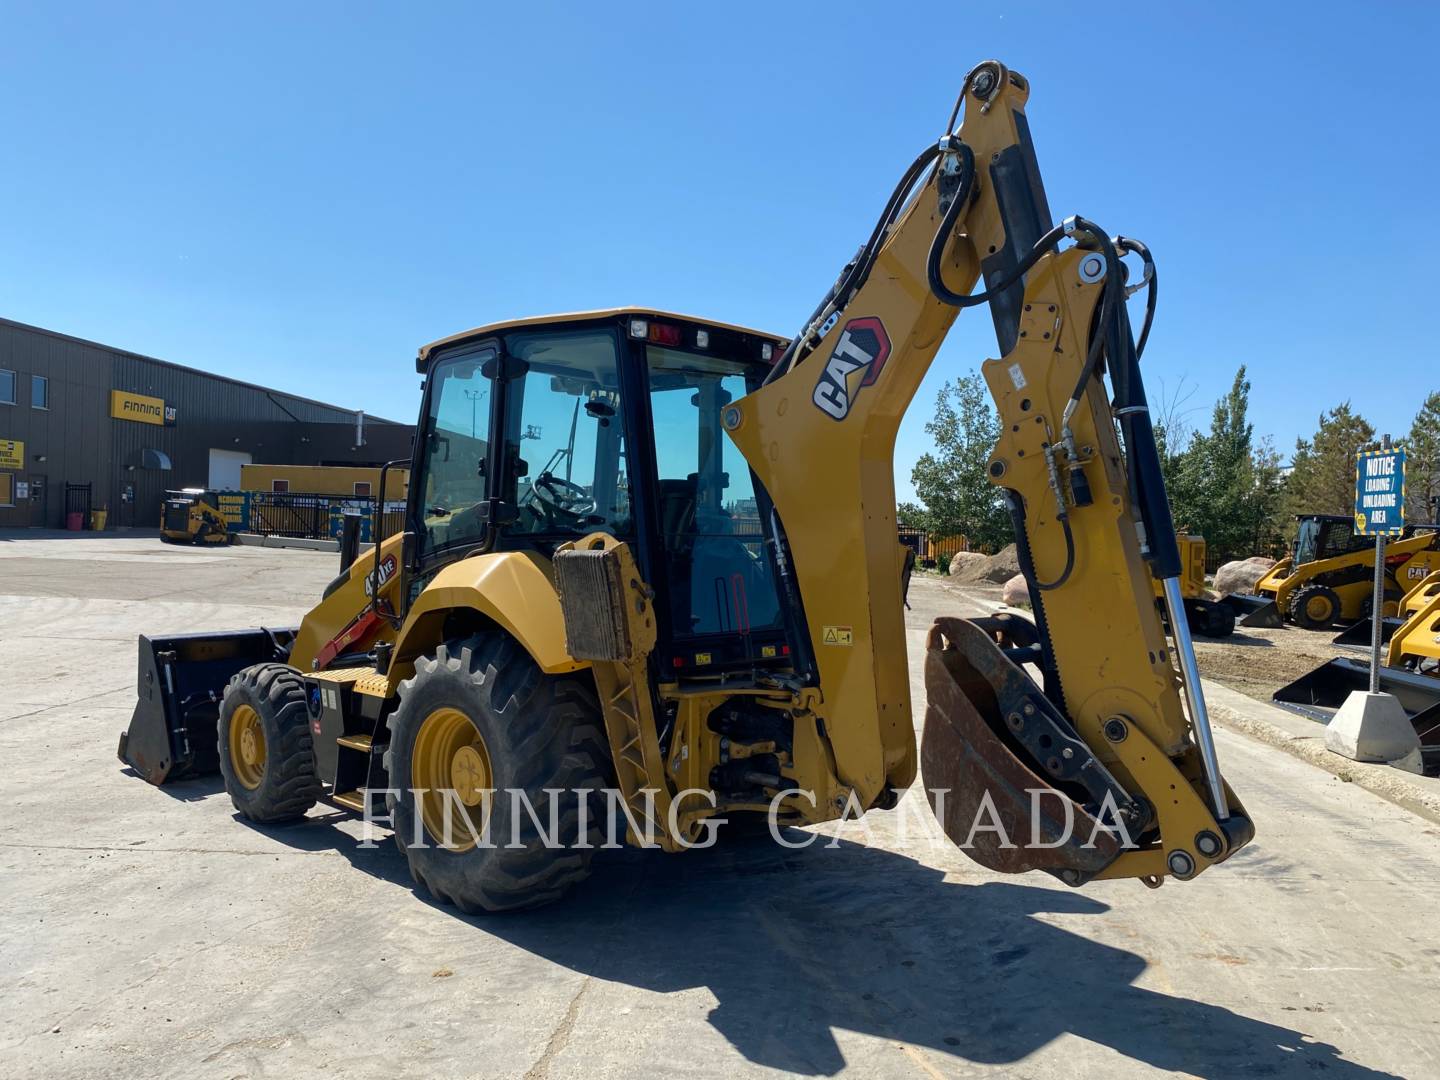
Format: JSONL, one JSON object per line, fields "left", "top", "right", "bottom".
{"left": 0, "top": 317, "right": 414, "bottom": 529}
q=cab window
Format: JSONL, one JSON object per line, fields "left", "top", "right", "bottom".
{"left": 501, "top": 329, "right": 631, "bottom": 540}
{"left": 646, "top": 345, "right": 782, "bottom": 637}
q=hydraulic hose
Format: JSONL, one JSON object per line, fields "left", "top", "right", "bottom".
{"left": 765, "top": 142, "right": 944, "bottom": 386}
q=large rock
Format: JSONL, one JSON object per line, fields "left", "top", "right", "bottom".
{"left": 949, "top": 543, "right": 1022, "bottom": 585}
{"left": 1214, "top": 556, "right": 1277, "bottom": 596}
{"left": 946, "top": 551, "right": 988, "bottom": 577}
{"left": 1002, "top": 573, "right": 1031, "bottom": 607}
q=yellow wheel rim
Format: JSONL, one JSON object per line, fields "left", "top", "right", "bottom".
{"left": 411, "top": 707, "right": 494, "bottom": 851}
{"left": 1306, "top": 595, "right": 1331, "bottom": 621}
{"left": 228, "top": 704, "right": 266, "bottom": 791}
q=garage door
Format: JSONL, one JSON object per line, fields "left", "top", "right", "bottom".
{"left": 208, "top": 448, "right": 252, "bottom": 491}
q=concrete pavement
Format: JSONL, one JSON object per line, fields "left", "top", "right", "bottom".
{"left": 1, "top": 534, "right": 1435, "bottom": 1078}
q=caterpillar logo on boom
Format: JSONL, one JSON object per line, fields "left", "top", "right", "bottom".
{"left": 811, "top": 316, "right": 892, "bottom": 420}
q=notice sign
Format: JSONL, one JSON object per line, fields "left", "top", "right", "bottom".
{"left": 0, "top": 438, "right": 22, "bottom": 469}
{"left": 1355, "top": 446, "right": 1405, "bottom": 535}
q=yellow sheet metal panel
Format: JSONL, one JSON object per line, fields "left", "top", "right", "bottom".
{"left": 240, "top": 464, "right": 410, "bottom": 498}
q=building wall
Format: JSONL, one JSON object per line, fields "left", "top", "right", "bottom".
{"left": 0, "top": 318, "right": 414, "bottom": 529}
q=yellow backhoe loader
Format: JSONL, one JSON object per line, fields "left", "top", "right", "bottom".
{"left": 119, "top": 61, "right": 1252, "bottom": 911}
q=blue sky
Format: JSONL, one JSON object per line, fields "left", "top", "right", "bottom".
{"left": 2, "top": 3, "right": 1436, "bottom": 500}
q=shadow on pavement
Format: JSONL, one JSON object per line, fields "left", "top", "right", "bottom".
{"left": 246, "top": 812, "right": 1396, "bottom": 1078}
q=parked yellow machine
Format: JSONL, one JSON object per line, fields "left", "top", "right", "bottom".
{"left": 1230, "top": 514, "right": 1440, "bottom": 629}
{"left": 119, "top": 61, "right": 1251, "bottom": 911}
{"left": 158, "top": 489, "right": 230, "bottom": 545}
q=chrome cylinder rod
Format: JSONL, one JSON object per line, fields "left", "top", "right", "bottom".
{"left": 1160, "top": 575, "right": 1230, "bottom": 820}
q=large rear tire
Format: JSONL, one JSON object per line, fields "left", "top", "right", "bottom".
{"left": 384, "top": 634, "right": 611, "bottom": 914}
{"left": 218, "top": 664, "right": 323, "bottom": 823}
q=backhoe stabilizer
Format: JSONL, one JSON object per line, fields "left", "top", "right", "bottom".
{"left": 922, "top": 616, "right": 1253, "bottom": 885}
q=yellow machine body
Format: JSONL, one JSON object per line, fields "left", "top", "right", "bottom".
{"left": 159, "top": 489, "right": 229, "bottom": 545}
{"left": 122, "top": 61, "right": 1253, "bottom": 900}
{"left": 1253, "top": 530, "right": 1440, "bottom": 625}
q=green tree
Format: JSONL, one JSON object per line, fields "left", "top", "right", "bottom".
{"left": 1161, "top": 367, "right": 1284, "bottom": 558}
{"left": 909, "top": 374, "right": 1011, "bottom": 551}
{"left": 1405, "top": 391, "right": 1440, "bottom": 524}
{"left": 1284, "top": 403, "right": 1377, "bottom": 519}
{"left": 896, "top": 501, "right": 931, "bottom": 530}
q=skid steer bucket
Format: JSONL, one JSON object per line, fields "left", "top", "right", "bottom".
{"left": 1223, "top": 593, "right": 1283, "bottom": 629}
{"left": 920, "top": 615, "right": 1140, "bottom": 884}
{"left": 1332, "top": 617, "right": 1403, "bottom": 649}
{"left": 118, "top": 628, "right": 296, "bottom": 785}
{"left": 1272, "top": 657, "right": 1440, "bottom": 775}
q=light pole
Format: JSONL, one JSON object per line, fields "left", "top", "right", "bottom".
{"left": 463, "top": 389, "right": 486, "bottom": 439}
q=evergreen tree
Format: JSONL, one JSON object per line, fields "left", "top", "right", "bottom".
{"left": 1405, "top": 391, "right": 1440, "bottom": 524}
{"left": 1284, "top": 403, "right": 1377, "bottom": 519}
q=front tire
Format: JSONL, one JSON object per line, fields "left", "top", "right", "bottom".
{"left": 384, "top": 634, "right": 611, "bottom": 914}
{"left": 218, "top": 664, "right": 322, "bottom": 822}
{"left": 1288, "top": 585, "right": 1342, "bottom": 630}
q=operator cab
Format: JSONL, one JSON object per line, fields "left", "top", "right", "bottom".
{"left": 410, "top": 309, "right": 792, "bottom": 675}
{"left": 1293, "top": 514, "right": 1372, "bottom": 566}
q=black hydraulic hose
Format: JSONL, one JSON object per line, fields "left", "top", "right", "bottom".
{"left": 765, "top": 142, "right": 944, "bottom": 387}
{"left": 1116, "top": 235, "right": 1157, "bottom": 359}
{"left": 1033, "top": 516, "right": 1076, "bottom": 592}
{"left": 928, "top": 210, "right": 1067, "bottom": 310}
{"left": 1060, "top": 219, "right": 1121, "bottom": 419}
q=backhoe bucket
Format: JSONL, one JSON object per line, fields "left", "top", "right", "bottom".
{"left": 118, "top": 628, "right": 296, "bottom": 785}
{"left": 1272, "top": 657, "right": 1440, "bottom": 775}
{"left": 1224, "top": 593, "right": 1283, "bottom": 629}
{"left": 920, "top": 616, "right": 1130, "bottom": 883}
{"left": 1332, "top": 617, "right": 1403, "bottom": 649}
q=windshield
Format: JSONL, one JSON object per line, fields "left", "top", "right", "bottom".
{"left": 647, "top": 344, "right": 782, "bottom": 637}
{"left": 1295, "top": 518, "right": 1320, "bottom": 565}
{"left": 416, "top": 345, "right": 494, "bottom": 557}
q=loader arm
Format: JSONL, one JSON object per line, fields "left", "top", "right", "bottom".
{"left": 726, "top": 61, "right": 1251, "bottom": 883}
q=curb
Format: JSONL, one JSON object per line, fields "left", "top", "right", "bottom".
{"left": 1203, "top": 679, "right": 1440, "bottom": 826}
{"left": 233, "top": 532, "right": 339, "bottom": 553}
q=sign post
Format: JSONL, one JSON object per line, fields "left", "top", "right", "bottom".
{"left": 1326, "top": 435, "right": 1420, "bottom": 770}
{"left": 1353, "top": 436, "right": 1405, "bottom": 688}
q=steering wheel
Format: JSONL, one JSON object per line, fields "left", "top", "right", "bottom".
{"left": 532, "top": 472, "right": 597, "bottom": 523}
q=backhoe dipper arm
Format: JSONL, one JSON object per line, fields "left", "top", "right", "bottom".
{"left": 725, "top": 61, "right": 1252, "bottom": 885}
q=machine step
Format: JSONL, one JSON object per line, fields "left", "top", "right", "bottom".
{"left": 332, "top": 789, "right": 369, "bottom": 812}
{"left": 336, "top": 734, "right": 373, "bottom": 752}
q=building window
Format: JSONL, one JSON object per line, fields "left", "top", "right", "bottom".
{"left": 272, "top": 479, "right": 290, "bottom": 493}
{"left": 0, "top": 369, "right": 14, "bottom": 405}
{"left": 31, "top": 375, "right": 48, "bottom": 410}
{"left": 353, "top": 481, "right": 371, "bottom": 497}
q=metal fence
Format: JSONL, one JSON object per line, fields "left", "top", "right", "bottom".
{"left": 245, "top": 491, "right": 405, "bottom": 541}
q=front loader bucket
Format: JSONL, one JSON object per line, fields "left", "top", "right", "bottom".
{"left": 1332, "top": 617, "right": 1403, "bottom": 649}
{"left": 1224, "top": 593, "right": 1283, "bottom": 629}
{"left": 920, "top": 615, "right": 1131, "bottom": 884}
{"left": 1273, "top": 658, "right": 1440, "bottom": 775}
{"left": 118, "top": 628, "right": 296, "bottom": 785}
